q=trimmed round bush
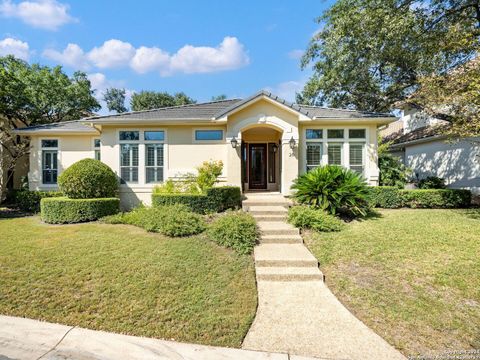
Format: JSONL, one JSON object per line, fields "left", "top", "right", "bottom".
{"left": 207, "top": 211, "right": 258, "bottom": 254}
{"left": 58, "top": 159, "right": 118, "bottom": 199}
{"left": 288, "top": 206, "right": 344, "bottom": 232}
{"left": 291, "top": 165, "right": 371, "bottom": 217}
{"left": 41, "top": 197, "right": 120, "bottom": 224}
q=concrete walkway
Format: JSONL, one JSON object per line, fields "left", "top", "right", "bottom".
{"left": 0, "top": 315, "right": 317, "bottom": 360}
{"left": 242, "top": 192, "right": 406, "bottom": 360}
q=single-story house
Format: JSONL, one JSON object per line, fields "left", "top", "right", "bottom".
{"left": 381, "top": 105, "right": 480, "bottom": 195}
{"left": 16, "top": 91, "right": 395, "bottom": 208}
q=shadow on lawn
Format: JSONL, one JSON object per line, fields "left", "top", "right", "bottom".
{"left": 462, "top": 208, "right": 480, "bottom": 220}
{"left": 0, "top": 206, "right": 31, "bottom": 219}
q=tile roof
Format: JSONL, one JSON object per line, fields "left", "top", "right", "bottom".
{"left": 15, "top": 120, "right": 99, "bottom": 134}
{"left": 387, "top": 125, "right": 448, "bottom": 146}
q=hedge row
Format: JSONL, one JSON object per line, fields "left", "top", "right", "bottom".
{"left": 369, "top": 186, "right": 472, "bottom": 209}
{"left": 41, "top": 197, "right": 120, "bottom": 224}
{"left": 12, "top": 190, "right": 63, "bottom": 213}
{"left": 152, "top": 186, "right": 242, "bottom": 213}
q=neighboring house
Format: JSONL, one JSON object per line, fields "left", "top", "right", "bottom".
{"left": 381, "top": 105, "right": 480, "bottom": 195}
{"left": 16, "top": 91, "right": 395, "bottom": 208}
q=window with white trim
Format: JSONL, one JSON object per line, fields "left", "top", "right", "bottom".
{"left": 349, "top": 143, "right": 365, "bottom": 174}
{"left": 145, "top": 131, "right": 164, "bottom": 183}
{"left": 305, "top": 129, "right": 322, "bottom": 171}
{"left": 195, "top": 130, "right": 223, "bottom": 141}
{"left": 119, "top": 131, "right": 139, "bottom": 184}
{"left": 41, "top": 139, "right": 58, "bottom": 184}
{"left": 327, "top": 142, "right": 342, "bottom": 165}
{"left": 94, "top": 138, "right": 101, "bottom": 161}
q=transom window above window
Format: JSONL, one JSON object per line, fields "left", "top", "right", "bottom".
{"left": 144, "top": 131, "right": 165, "bottom": 141}
{"left": 94, "top": 139, "right": 101, "bottom": 148}
{"left": 349, "top": 129, "right": 366, "bottom": 139}
{"left": 119, "top": 131, "right": 139, "bottom": 141}
{"left": 306, "top": 129, "right": 323, "bottom": 139}
{"left": 41, "top": 139, "right": 58, "bottom": 148}
{"left": 195, "top": 130, "right": 223, "bottom": 141}
{"left": 327, "top": 129, "right": 344, "bottom": 139}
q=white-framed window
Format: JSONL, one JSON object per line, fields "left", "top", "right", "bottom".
{"left": 119, "top": 131, "right": 140, "bottom": 184}
{"left": 304, "top": 128, "right": 367, "bottom": 173}
{"left": 194, "top": 129, "right": 223, "bottom": 141}
{"left": 144, "top": 131, "right": 165, "bottom": 184}
{"left": 305, "top": 129, "right": 323, "bottom": 171}
{"left": 41, "top": 139, "right": 58, "bottom": 184}
{"left": 327, "top": 142, "right": 343, "bottom": 165}
{"left": 93, "top": 138, "right": 101, "bottom": 161}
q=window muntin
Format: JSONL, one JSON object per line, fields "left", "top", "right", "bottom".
{"left": 119, "top": 131, "right": 139, "bottom": 141}
{"left": 42, "top": 150, "right": 58, "bottom": 184}
{"left": 94, "top": 138, "right": 101, "bottom": 161}
{"left": 306, "top": 129, "right": 322, "bottom": 140}
{"left": 41, "top": 139, "right": 58, "bottom": 148}
{"left": 144, "top": 131, "right": 165, "bottom": 141}
{"left": 195, "top": 130, "right": 223, "bottom": 141}
{"left": 145, "top": 144, "right": 164, "bottom": 183}
{"left": 349, "top": 129, "right": 366, "bottom": 139}
{"left": 328, "top": 143, "right": 342, "bottom": 165}
{"left": 120, "top": 144, "right": 139, "bottom": 183}
{"left": 306, "top": 143, "right": 322, "bottom": 171}
{"left": 327, "top": 129, "right": 344, "bottom": 139}
{"left": 349, "top": 143, "right": 365, "bottom": 174}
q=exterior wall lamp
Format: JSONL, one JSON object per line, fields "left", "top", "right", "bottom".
{"left": 272, "top": 143, "right": 278, "bottom": 153}
{"left": 289, "top": 136, "right": 296, "bottom": 149}
{"left": 230, "top": 136, "right": 238, "bottom": 148}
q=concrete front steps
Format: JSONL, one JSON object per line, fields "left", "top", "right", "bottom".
{"left": 243, "top": 192, "right": 323, "bottom": 283}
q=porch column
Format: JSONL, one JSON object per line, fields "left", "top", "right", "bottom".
{"left": 226, "top": 136, "right": 242, "bottom": 188}
{"left": 281, "top": 138, "right": 298, "bottom": 195}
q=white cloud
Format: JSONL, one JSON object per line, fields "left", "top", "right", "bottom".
{"left": 288, "top": 49, "right": 304, "bottom": 60}
{"left": 87, "top": 39, "right": 136, "bottom": 69}
{"left": 170, "top": 36, "right": 249, "bottom": 74}
{"left": 43, "top": 36, "right": 249, "bottom": 76}
{"left": 0, "top": 0, "right": 76, "bottom": 30}
{"left": 0, "top": 37, "right": 29, "bottom": 60}
{"left": 265, "top": 79, "right": 306, "bottom": 102}
{"left": 130, "top": 46, "right": 170, "bottom": 74}
{"left": 43, "top": 43, "right": 89, "bottom": 69}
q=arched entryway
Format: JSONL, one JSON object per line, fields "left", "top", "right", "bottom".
{"left": 241, "top": 126, "right": 282, "bottom": 191}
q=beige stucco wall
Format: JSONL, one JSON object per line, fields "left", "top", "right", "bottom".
{"left": 29, "top": 135, "right": 97, "bottom": 191}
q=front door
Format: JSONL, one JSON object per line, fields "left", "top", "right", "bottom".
{"left": 248, "top": 143, "right": 267, "bottom": 189}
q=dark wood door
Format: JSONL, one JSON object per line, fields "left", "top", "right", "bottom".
{"left": 248, "top": 144, "right": 267, "bottom": 189}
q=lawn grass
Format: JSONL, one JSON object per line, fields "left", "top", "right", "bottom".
{"left": 0, "top": 214, "right": 257, "bottom": 347}
{"left": 304, "top": 209, "right": 480, "bottom": 356}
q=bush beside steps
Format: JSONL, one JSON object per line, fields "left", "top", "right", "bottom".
{"left": 41, "top": 197, "right": 120, "bottom": 224}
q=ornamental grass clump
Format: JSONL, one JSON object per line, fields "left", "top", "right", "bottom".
{"left": 287, "top": 205, "right": 344, "bottom": 232}
{"left": 291, "top": 165, "right": 370, "bottom": 217}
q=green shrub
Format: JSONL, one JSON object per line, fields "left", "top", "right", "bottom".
{"left": 153, "top": 177, "right": 201, "bottom": 194}
{"left": 208, "top": 211, "right": 258, "bottom": 255}
{"left": 378, "top": 152, "right": 411, "bottom": 188}
{"left": 368, "top": 186, "right": 403, "bottom": 208}
{"left": 41, "top": 197, "right": 120, "bottom": 224}
{"left": 103, "top": 204, "right": 206, "bottom": 237}
{"left": 369, "top": 187, "right": 471, "bottom": 208}
{"left": 206, "top": 186, "right": 242, "bottom": 212}
{"left": 291, "top": 165, "right": 371, "bottom": 217}
{"left": 417, "top": 176, "right": 446, "bottom": 189}
{"left": 400, "top": 189, "right": 471, "bottom": 208}
{"left": 152, "top": 186, "right": 241, "bottom": 213}
{"left": 12, "top": 190, "right": 62, "bottom": 213}
{"left": 58, "top": 159, "right": 118, "bottom": 199}
{"left": 287, "top": 206, "right": 344, "bottom": 232}
{"left": 196, "top": 160, "right": 223, "bottom": 191}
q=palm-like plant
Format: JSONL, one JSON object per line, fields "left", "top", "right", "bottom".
{"left": 291, "top": 165, "right": 370, "bottom": 217}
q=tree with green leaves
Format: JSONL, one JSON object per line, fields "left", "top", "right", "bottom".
{"left": 211, "top": 94, "right": 227, "bottom": 101}
{"left": 299, "top": 0, "right": 479, "bottom": 137}
{"left": 0, "top": 55, "right": 100, "bottom": 200}
{"left": 103, "top": 87, "right": 127, "bottom": 113}
{"left": 130, "top": 91, "right": 196, "bottom": 111}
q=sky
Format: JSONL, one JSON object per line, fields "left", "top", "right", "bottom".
{"left": 0, "top": 0, "right": 335, "bottom": 112}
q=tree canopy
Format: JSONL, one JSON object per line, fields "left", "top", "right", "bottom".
{"left": 298, "top": 0, "right": 479, "bottom": 136}
{"left": 103, "top": 87, "right": 127, "bottom": 113}
{"left": 130, "top": 91, "right": 196, "bottom": 111}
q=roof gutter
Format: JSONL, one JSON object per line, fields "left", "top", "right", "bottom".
{"left": 389, "top": 134, "right": 446, "bottom": 149}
